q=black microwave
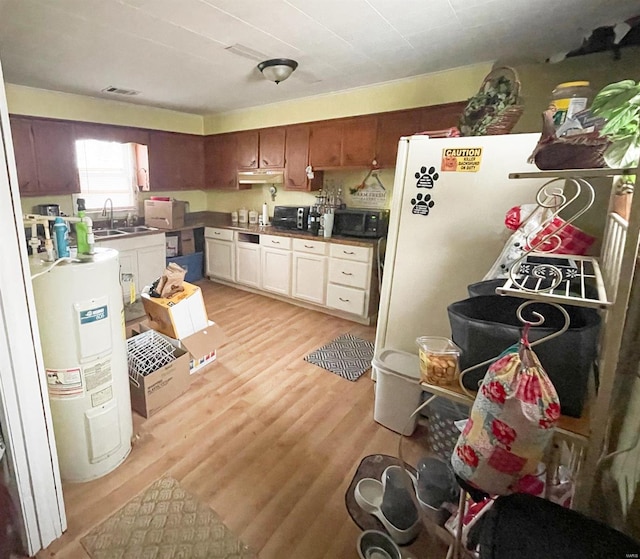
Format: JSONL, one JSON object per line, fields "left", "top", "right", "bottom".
{"left": 333, "top": 208, "right": 390, "bottom": 238}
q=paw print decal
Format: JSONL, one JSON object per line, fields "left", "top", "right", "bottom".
{"left": 415, "top": 166, "right": 439, "bottom": 188}
{"left": 411, "top": 193, "right": 435, "bottom": 216}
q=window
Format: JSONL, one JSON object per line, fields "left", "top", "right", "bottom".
{"left": 75, "top": 139, "right": 138, "bottom": 210}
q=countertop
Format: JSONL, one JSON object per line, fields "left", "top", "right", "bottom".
{"left": 95, "top": 211, "right": 384, "bottom": 248}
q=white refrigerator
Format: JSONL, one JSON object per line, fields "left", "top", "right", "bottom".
{"left": 374, "top": 133, "right": 550, "bottom": 358}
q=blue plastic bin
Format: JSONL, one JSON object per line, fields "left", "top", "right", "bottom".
{"left": 166, "top": 252, "right": 203, "bottom": 283}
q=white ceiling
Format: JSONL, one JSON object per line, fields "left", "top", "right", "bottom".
{"left": 0, "top": 0, "right": 637, "bottom": 116}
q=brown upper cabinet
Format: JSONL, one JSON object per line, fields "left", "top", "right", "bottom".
{"left": 284, "top": 124, "right": 323, "bottom": 192}
{"left": 259, "top": 127, "right": 286, "bottom": 169}
{"left": 236, "top": 130, "right": 259, "bottom": 170}
{"left": 205, "top": 133, "right": 249, "bottom": 190}
{"left": 375, "top": 109, "right": 424, "bottom": 168}
{"left": 10, "top": 116, "right": 80, "bottom": 195}
{"left": 419, "top": 101, "right": 466, "bottom": 133}
{"left": 148, "top": 130, "right": 204, "bottom": 191}
{"left": 309, "top": 116, "right": 378, "bottom": 170}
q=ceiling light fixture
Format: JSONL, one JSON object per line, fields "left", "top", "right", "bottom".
{"left": 257, "top": 58, "right": 298, "bottom": 84}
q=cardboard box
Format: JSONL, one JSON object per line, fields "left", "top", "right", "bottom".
{"left": 141, "top": 282, "right": 208, "bottom": 339}
{"left": 166, "top": 235, "right": 179, "bottom": 257}
{"left": 144, "top": 199, "right": 186, "bottom": 229}
{"left": 179, "top": 229, "right": 195, "bottom": 255}
{"left": 140, "top": 320, "right": 226, "bottom": 374}
{"left": 127, "top": 329, "right": 191, "bottom": 418}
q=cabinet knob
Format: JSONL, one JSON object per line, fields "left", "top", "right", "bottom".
{"left": 262, "top": 159, "right": 269, "bottom": 166}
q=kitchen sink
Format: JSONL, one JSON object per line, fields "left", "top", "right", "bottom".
{"left": 117, "top": 225, "right": 157, "bottom": 233}
{"left": 94, "top": 229, "right": 127, "bottom": 237}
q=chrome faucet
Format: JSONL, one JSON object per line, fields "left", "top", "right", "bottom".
{"left": 101, "top": 198, "right": 114, "bottom": 229}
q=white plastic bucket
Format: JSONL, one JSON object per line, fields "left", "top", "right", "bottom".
{"left": 373, "top": 348, "right": 422, "bottom": 435}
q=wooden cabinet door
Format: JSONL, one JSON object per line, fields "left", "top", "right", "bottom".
{"left": 419, "top": 101, "right": 466, "bottom": 132}
{"left": 284, "top": 125, "right": 322, "bottom": 192}
{"left": 31, "top": 119, "right": 80, "bottom": 194}
{"left": 342, "top": 116, "right": 377, "bottom": 167}
{"left": 292, "top": 253, "right": 326, "bottom": 305}
{"left": 9, "top": 117, "right": 39, "bottom": 195}
{"left": 205, "top": 239, "right": 235, "bottom": 281}
{"left": 148, "top": 131, "right": 204, "bottom": 191}
{"left": 259, "top": 127, "right": 285, "bottom": 168}
{"left": 261, "top": 247, "right": 291, "bottom": 296}
{"left": 375, "top": 109, "right": 423, "bottom": 168}
{"left": 205, "top": 134, "right": 241, "bottom": 190}
{"left": 309, "top": 122, "right": 342, "bottom": 168}
{"left": 236, "top": 130, "right": 259, "bottom": 169}
{"left": 236, "top": 243, "right": 261, "bottom": 288}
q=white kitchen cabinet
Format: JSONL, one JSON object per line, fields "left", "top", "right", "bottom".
{"left": 236, "top": 235, "right": 261, "bottom": 288}
{"left": 260, "top": 235, "right": 292, "bottom": 296}
{"left": 326, "top": 242, "right": 373, "bottom": 318}
{"left": 292, "top": 238, "right": 327, "bottom": 305}
{"left": 205, "top": 227, "right": 235, "bottom": 281}
{"left": 96, "top": 232, "right": 166, "bottom": 301}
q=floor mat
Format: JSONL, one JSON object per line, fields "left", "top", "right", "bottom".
{"left": 81, "top": 476, "right": 256, "bottom": 559}
{"left": 304, "top": 333, "right": 374, "bottom": 381}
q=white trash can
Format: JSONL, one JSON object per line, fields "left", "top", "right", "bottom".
{"left": 373, "top": 348, "right": 423, "bottom": 435}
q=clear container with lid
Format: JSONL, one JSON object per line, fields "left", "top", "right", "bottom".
{"left": 549, "top": 81, "right": 592, "bottom": 128}
{"left": 416, "top": 336, "right": 461, "bottom": 386}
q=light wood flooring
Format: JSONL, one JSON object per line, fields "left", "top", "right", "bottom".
{"left": 36, "top": 281, "right": 447, "bottom": 559}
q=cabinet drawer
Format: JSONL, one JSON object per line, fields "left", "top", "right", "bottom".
{"left": 260, "top": 234, "right": 292, "bottom": 250}
{"left": 326, "top": 284, "right": 366, "bottom": 316}
{"left": 204, "top": 227, "right": 234, "bottom": 241}
{"left": 292, "top": 238, "right": 328, "bottom": 255}
{"left": 328, "top": 259, "right": 369, "bottom": 289}
{"left": 329, "top": 243, "right": 371, "bottom": 263}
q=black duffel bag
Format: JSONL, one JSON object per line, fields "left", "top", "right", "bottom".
{"left": 447, "top": 295, "right": 600, "bottom": 418}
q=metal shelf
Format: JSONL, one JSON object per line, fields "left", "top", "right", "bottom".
{"left": 497, "top": 253, "right": 610, "bottom": 309}
{"left": 509, "top": 168, "right": 634, "bottom": 180}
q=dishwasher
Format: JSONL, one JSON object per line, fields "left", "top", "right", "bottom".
{"left": 236, "top": 232, "right": 261, "bottom": 288}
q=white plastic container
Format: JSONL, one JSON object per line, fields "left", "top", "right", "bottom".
{"left": 373, "top": 348, "right": 422, "bottom": 435}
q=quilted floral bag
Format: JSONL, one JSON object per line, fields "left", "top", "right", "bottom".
{"left": 451, "top": 328, "right": 560, "bottom": 496}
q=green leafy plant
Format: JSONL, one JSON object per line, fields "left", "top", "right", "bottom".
{"left": 591, "top": 80, "right": 640, "bottom": 169}
{"left": 459, "top": 75, "right": 518, "bottom": 136}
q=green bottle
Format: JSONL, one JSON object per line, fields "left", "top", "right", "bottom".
{"left": 76, "top": 198, "right": 90, "bottom": 254}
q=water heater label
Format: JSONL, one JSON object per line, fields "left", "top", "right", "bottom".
{"left": 46, "top": 367, "right": 83, "bottom": 398}
{"left": 80, "top": 305, "right": 108, "bottom": 324}
{"left": 91, "top": 386, "right": 113, "bottom": 407}
{"left": 84, "top": 358, "right": 112, "bottom": 392}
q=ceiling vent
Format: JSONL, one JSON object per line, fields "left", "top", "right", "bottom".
{"left": 101, "top": 86, "right": 140, "bottom": 96}
{"left": 224, "top": 43, "right": 270, "bottom": 62}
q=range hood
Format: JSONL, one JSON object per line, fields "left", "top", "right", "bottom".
{"left": 237, "top": 169, "right": 284, "bottom": 185}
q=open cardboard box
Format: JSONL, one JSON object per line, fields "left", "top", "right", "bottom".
{"left": 139, "top": 320, "right": 226, "bottom": 374}
{"left": 144, "top": 199, "right": 186, "bottom": 229}
{"left": 141, "top": 281, "right": 208, "bottom": 340}
{"left": 140, "top": 281, "right": 227, "bottom": 375}
{"left": 127, "top": 327, "right": 191, "bottom": 418}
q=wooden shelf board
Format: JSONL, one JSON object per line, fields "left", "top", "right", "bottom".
{"left": 509, "top": 168, "right": 634, "bottom": 180}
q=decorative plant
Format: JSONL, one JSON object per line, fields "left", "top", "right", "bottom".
{"left": 590, "top": 80, "right": 640, "bottom": 169}
{"left": 459, "top": 75, "right": 518, "bottom": 136}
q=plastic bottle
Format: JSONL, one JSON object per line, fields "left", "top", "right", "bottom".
{"left": 549, "top": 81, "right": 593, "bottom": 128}
{"left": 262, "top": 202, "right": 269, "bottom": 226}
{"left": 53, "top": 217, "right": 70, "bottom": 258}
{"left": 75, "top": 198, "right": 90, "bottom": 254}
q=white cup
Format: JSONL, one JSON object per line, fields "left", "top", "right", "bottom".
{"left": 231, "top": 211, "right": 238, "bottom": 224}
{"left": 323, "top": 212, "right": 334, "bottom": 238}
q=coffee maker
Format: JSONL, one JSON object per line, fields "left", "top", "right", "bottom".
{"left": 308, "top": 206, "right": 321, "bottom": 236}
{"left": 34, "top": 204, "right": 60, "bottom": 216}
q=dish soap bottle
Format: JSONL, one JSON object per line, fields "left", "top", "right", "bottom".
{"left": 75, "top": 198, "right": 91, "bottom": 255}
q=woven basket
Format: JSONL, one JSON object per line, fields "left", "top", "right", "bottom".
{"left": 460, "top": 66, "right": 524, "bottom": 136}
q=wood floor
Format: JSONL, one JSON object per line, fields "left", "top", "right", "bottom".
{"left": 36, "top": 281, "right": 447, "bottom": 559}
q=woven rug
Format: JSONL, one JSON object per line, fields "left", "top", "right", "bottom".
{"left": 304, "top": 333, "right": 374, "bottom": 381}
{"left": 81, "top": 477, "right": 255, "bottom": 559}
